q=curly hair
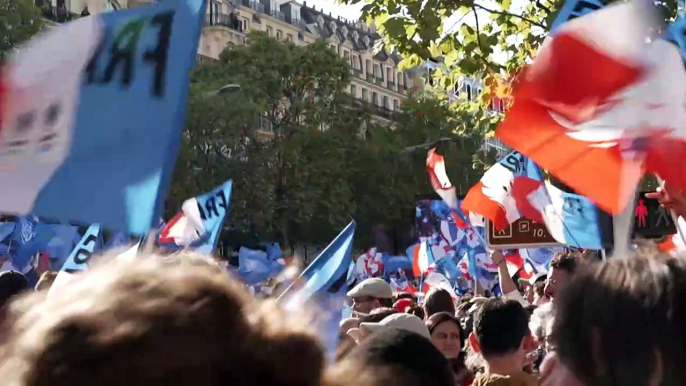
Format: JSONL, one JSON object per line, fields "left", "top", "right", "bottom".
{"left": 0, "top": 253, "right": 326, "bottom": 386}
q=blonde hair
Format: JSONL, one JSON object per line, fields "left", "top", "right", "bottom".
{"left": 0, "top": 252, "right": 325, "bottom": 386}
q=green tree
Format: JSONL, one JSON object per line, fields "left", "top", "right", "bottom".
{"left": 343, "top": 0, "right": 678, "bottom": 131}
{"left": 173, "top": 31, "right": 365, "bottom": 251}
{"left": 0, "top": 0, "right": 43, "bottom": 59}
{"left": 174, "top": 31, "right": 492, "bottom": 252}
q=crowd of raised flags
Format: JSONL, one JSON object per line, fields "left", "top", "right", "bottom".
{"left": 3, "top": 0, "right": 686, "bottom": 374}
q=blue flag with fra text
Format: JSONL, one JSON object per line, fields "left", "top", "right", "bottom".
{"left": 0, "top": 0, "right": 207, "bottom": 236}
{"left": 61, "top": 224, "right": 102, "bottom": 274}
{"left": 193, "top": 179, "right": 233, "bottom": 255}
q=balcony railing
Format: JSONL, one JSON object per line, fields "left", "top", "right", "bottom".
{"left": 205, "top": 14, "right": 245, "bottom": 33}
{"left": 248, "top": 0, "right": 265, "bottom": 13}
{"left": 41, "top": 6, "right": 80, "bottom": 23}
{"left": 271, "top": 9, "right": 285, "bottom": 20}
{"left": 290, "top": 17, "right": 300, "bottom": 26}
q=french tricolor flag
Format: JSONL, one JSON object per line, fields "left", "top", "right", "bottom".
{"left": 158, "top": 198, "right": 206, "bottom": 247}
{"left": 462, "top": 151, "right": 539, "bottom": 231}
{"left": 0, "top": 0, "right": 206, "bottom": 235}
{"left": 497, "top": 0, "right": 686, "bottom": 214}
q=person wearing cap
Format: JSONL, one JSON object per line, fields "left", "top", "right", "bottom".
{"left": 359, "top": 313, "right": 431, "bottom": 340}
{"left": 347, "top": 277, "right": 393, "bottom": 315}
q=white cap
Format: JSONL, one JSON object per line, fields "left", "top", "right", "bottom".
{"left": 359, "top": 313, "right": 431, "bottom": 340}
{"left": 347, "top": 278, "right": 393, "bottom": 299}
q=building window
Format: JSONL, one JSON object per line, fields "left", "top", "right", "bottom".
{"left": 374, "top": 63, "right": 381, "bottom": 77}
{"left": 397, "top": 72, "right": 403, "bottom": 85}
{"left": 466, "top": 85, "right": 472, "bottom": 101}
{"left": 241, "top": 19, "right": 248, "bottom": 31}
{"left": 383, "top": 95, "right": 389, "bottom": 109}
{"left": 372, "top": 92, "right": 378, "bottom": 106}
{"left": 386, "top": 67, "right": 393, "bottom": 83}
{"left": 353, "top": 54, "right": 360, "bottom": 69}
{"left": 393, "top": 99, "right": 399, "bottom": 111}
{"left": 366, "top": 59, "right": 372, "bottom": 75}
{"left": 343, "top": 50, "right": 350, "bottom": 64}
{"left": 266, "top": 26, "right": 273, "bottom": 37}
{"left": 298, "top": 32, "right": 304, "bottom": 41}
{"left": 291, "top": 9, "right": 299, "bottom": 25}
{"left": 276, "top": 30, "right": 282, "bottom": 40}
{"left": 362, "top": 88, "right": 368, "bottom": 101}
{"left": 210, "top": 2, "right": 220, "bottom": 24}
{"left": 351, "top": 84, "right": 357, "bottom": 96}
{"left": 286, "top": 33, "right": 293, "bottom": 42}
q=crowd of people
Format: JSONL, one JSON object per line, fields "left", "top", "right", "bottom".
{"left": 0, "top": 239, "right": 682, "bottom": 386}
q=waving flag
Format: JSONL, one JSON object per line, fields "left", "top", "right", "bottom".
{"left": 462, "top": 151, "right": 537, "bottom": 230}
{"left": 159, "top": 179, "right": 232, "bottom": 254}
{"left": 0, "top": 0, "right": 206, "bottom": 235}
{"left": 550, "top": 0, "right": 609, "bottom": 33}
{"left": 279, "top": 221, "right": 356, "bottom": 362}
{"left": 427, "top": 148, "right": 458, "bottom": 209}
{"left": 497, "top": 1, "right": 686, "bottom": 214}
{"left": 236, "top": 247, "right": 273, "bottom": 285}
{"left": 8, "top": 216, "right": 55, "bottom": 273}
{"left": 513, "top": 174, "right": 604, "bottom": 249}
{"left": 50, "top": 224, "right": 102, "bottom": 294}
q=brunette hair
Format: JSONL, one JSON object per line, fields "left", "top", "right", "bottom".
{"left": 423, "top": 288, "right": 455, "bottom": 318}
{"left": 552, "top": 251, "right": 686, "bottom": 386}
{"left": 426, "top": 312, "right": 468, "bottom": 376}
{"left": 406, "top": 304, "right": 425, "bottom": 320}
{"left": 549, "top": 252, "right": 579, "bottom": 275}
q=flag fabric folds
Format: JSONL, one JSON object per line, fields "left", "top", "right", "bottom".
{"left": 462, "top": 151, "right": 538, "bottom": 231}
{"left": 159, "top": 179, "right": 232, "bottom": 254}
{"left": 0, "top": 0, "right": 206, "bottom": 235}
{"left": 50, "top": 224, "right": 102, "bottom": 294}
{"left": 497, "top": 1, "right": 686, "bottom": 214}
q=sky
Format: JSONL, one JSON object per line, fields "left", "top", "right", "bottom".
{"left": 305, "top": 0, "right": 364, "bottom": 22}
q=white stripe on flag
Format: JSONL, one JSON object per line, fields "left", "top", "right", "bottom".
{"left": 0, "top": 17, "right": 103, "bottom": 212}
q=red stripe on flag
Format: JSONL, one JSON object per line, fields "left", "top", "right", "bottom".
{"left": 512, "top": 177, "right": 545, "bottom": 224}
{"left": 462, "top": 182, "right": 509, "bottom": 231}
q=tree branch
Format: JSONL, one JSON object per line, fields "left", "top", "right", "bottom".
{"left": 535, "top": 0, "right": 552, "bottom": 15}
{"left": 472, "top": 3, "right": 546, "bottom": 29}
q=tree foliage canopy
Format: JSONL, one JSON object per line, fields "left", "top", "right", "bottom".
{"left": 342, "top": 0, "right": 678, "bottom": 132}
{"left": 0, "top": 0, "right": 43, "bottom": 59}
{"left": 173, "top": 31, "right": 494, "bottom": 251}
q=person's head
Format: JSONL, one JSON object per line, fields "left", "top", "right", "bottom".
{"left": 406, "top": 304, "right": 425, "bottom": 320}
{"left": 529, "top": 302, "right": 554, "bottom": 352}
{"left": 545, "top": 252, "right": 578, "bottom": 300}
{"left": 533, "top": 280, "right": 549, "bottom": 305}
{"left": 360, "top": 313, "right": 430, "bottom": 340}
{"left": 0, "top": 253, "right": 326, "bottom": 386}
{"left": 348, "top": 308, "right": 399, "bottom": 342}
{"left": 423, "top": 288, "right": 455, "bottom": 319}
{"left": 469, "top": 298, "right": 534, "bottom": 366}
{"left": 393, "top": 298, "right": 413, "bottom": 312}
{"left": 34, "top": 271, "right": 58, "bottom": 292}
{"left": 426, "top": 312, "right": 465, "bottom": 360}
{"left": 393, "top": 292, "right": 414, "bottom": 303}
{"left": 551, "top": 251, "right": 686, "bottom": 385}
{"left": 0, "top": 270, "right": 29, "bottom": 310}
{"left": 327, "top": 328, "right": 455, "bottom": 386}
{"left": 347, "top": 278, "right": 393, "bottom": 314}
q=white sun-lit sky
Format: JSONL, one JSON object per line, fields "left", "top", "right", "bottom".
{"left": 304, "top": 0, "right": 365, "bottom": 22}
{"left": 300, "top": 0, "right": 529, "bottom": 64}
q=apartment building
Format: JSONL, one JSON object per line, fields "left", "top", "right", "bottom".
{"left": 199, "top": 0, "right": 411, "bottom": 121}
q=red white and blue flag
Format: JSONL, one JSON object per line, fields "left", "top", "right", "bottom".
{"left": 497, "top": 1, "right": 686, "bottom": 214}
{"left": 0, "top": 0, "right": 206, "bottom": 235}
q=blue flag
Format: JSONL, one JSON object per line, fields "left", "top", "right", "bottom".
{"left": 0, "top": 223, "right": 15, "bottom": 244}
{"left": 550, "top": 0, "right": 608, "bottom": 33}
{"left": 61, "top": 224, "right": 102, "bottom": 274}
{"left": 279, "top": 221, "right": 356, "bottom": 362}
{"left": 192, "top": 179, "right": 233, "bottom": 254}
{"left": 8, "top": 217, "right": 55, "bottom": 273}
{"left": 236, "top": 247, "right": 272, "bottom": 285}
{"left": 0, "top": 0, "right": 206, "bottom": 236}
{"left": 665, "top": 16, "right": 686, "bottom": 60}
